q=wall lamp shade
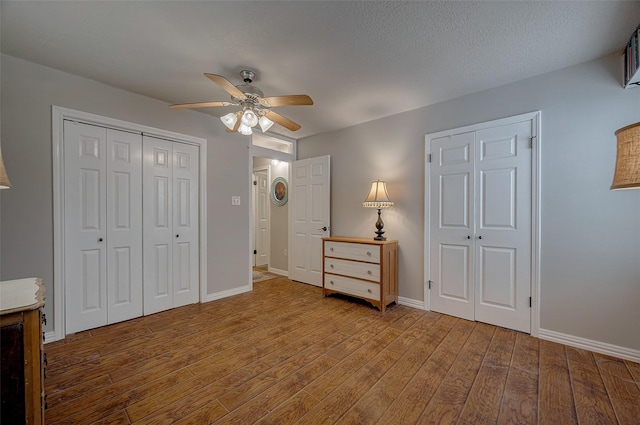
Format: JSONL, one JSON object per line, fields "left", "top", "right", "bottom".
{"left": 363, "top": 180, "right": 393, "bottom": 240}
{"left": 0, "top": 147, "right": 11, "bottom": 189}
{"left": 611, "top": 122, "right": 640, "bottom": 190}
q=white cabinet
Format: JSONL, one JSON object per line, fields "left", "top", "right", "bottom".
{"left": 64, "top": 121, "right": 142, "bottom": 333}
{"left": 322, "top": 237, "right": 398, "bottom": 311}
{"left": 143, "top": 136, "right": 199, "bottom": 315}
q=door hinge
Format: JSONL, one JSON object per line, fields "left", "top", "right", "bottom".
{"left": 529, "top": 296, "right": 532, "bottom": 307}
{"left": 428, "top": 280, "right": 433, "bottom": 289}
{"left": 529, "top": 136, "right": 536, "bottom": 149}
{"left": 253, "top": 249, "right": 257, "bottom": 255}
{"left": 253, "top": 180, "right": 257, "bottom": 185}
{"left": 427, "top": 154, "right": 432, "bottom": 163}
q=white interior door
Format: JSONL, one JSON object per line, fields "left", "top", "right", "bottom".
{"left": 143, "top": 136, "right": 199, "bottom": 314}
{"left": 106, "top": 128, "right": 143, "bottom": 324}
{"left": 172, "top": 142, "right": 200, "bottom": 308}
{"left": 64, "top": 121, "right": 108, "bottom": 333}
{"left": 430, "top": 132, "right": 476, "bottom": 321}
{"left": 474, "top": 121, "right": 531, "bottom": 332}
{"left": 429, "top": 117, "right": 533, "bottom": 333}
{"left": 254, "top": 168, "right": 270, "bottom": 268}
{"left": 143, "top": 136, "right": 174, "bottom": 315}
{"left": 289, "top": 155, "right": 330, "bottom": 286}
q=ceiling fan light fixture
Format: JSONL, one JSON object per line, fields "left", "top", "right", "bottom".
{"left": 259, "top": 116, "right": 274, "bottom": 132}
{"left": 238, "top": 123, "right": 253, "bottom": 135}
{"left": 241, "top": 108, "right": 259, "bottom": 127}
{"left": 220, "top": 112, "right": 238, "bottom": 130}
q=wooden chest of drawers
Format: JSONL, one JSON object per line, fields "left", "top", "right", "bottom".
{"left": 322, "top": 237, "right": 398, "bottom": 311}
{"left": 1, "top": 278, "right": 46, "bottom": 424}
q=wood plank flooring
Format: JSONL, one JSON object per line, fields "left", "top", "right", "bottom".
{"left": 44, "top": 277, "right": 640, "bottom": 424}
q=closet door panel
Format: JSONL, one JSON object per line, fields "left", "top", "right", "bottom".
{"left": 106, "top": 129, "right": 142, "bottom": 324}
{"left": 429, "top": 132, "right": 475, "bottom": 321}
{"left": 474, "top": 121, "right": 531, "bottom": 333}
{"left": 143, "top": 137, "right": 174, "bottom": 315}
{"left": 172, "top": 143, "right": 199, "bottom": 307}
{"left": 64, "top": 121, "right": 108, "bottom": 333}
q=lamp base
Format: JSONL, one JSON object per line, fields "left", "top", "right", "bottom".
{"left": 373, "top": 208, "right": 386, "bottom": 241}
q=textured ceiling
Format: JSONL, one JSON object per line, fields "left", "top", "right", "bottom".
{"left": 2, "top": 1, "right": 639, "bottom": 139}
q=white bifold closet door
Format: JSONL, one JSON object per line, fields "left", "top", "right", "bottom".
{"left": 64, "top": 121, "right": 143, "bottom": 334}
{"left": 429, "top": 119, "right": 532, "bottom": 333}
{"left": 142, "top": 136, "right": 199, "bottom": 315}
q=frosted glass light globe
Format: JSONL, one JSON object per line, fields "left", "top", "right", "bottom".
{"left": 238, "top": 123, "right": 253, "bottom": 135}
{"left": 241, "top": 109, "right": 259, "bottom": 127}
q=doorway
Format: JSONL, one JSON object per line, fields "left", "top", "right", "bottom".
{"left": 251, "top": 156, "right": 290, "bottom": 278}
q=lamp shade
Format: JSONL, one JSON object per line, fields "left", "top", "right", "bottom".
{"left": 220, "top": 112, "right": 238, "bottom": 130}
{"left": 241, "top": 109, "right": 259, "bottom": 127}
{"left": 0, "top": 146, "right": 11, "bottom": 189}
{"left": 611, "top": 122, "right": 640, "bottom": 190}
{"left": 363, "top": 180, "right": 393, "bottom": 208}
{"left": 238, "top": 123, "right": 253, "bottom": 135}
{"left": 259, "top": 116, "right": 274, "bottom": 133}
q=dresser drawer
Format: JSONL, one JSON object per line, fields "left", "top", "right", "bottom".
{"left": 325, "top": 241, "right": 380, "bottom": 263}
{"left": 324, "top": 274, "right": 379, "bottom": 300}
{"left": 324, "top": 258, "right": 380, "bottom": 282}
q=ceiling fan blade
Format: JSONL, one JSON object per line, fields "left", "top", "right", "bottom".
{"left": 260, "top": 95, "right": 314, "bottom": 107}
{"left": 205, "top": 73, "right": 247, "bottom": 99}
{"left": 169, "top": 101, "right": 235, "bottom": 110}
{"left": 265, "top": 111, "right": 302, "bottom": 131}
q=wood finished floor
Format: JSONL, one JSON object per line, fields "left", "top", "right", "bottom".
{"left": 45, "top": 277, "right": 640, "bottom": 425}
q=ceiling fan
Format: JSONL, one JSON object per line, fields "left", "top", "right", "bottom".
{"left": 170, "top": 70, "right": 313, "bottom": 135}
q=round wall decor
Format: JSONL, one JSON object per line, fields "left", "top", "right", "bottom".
{"left": 271, "top": 177, "right": 288, "bottom": 206}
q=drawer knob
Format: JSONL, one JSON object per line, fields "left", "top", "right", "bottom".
{"left": 330, "top": 264, "right": 334, "bottom": 268}
{"left": 367, "top": 270, "right": 372, "bottom": 275}
{"left": 330, "top": 281, "right": 334, "bottom": 285}
{"left": 330, "top": 247, "right": 334, "bottom": 252}
{"left": 366, "top": 251, "right": 371, "bottom": 256}
{"left": 367, "top": 289, "right": 372, "bottom": 293}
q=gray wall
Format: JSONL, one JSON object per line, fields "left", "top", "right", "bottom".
{"left": 299, "top": 53, "right": 640, "bottom": 351}
{"left": 0, "top": 54, "right": 252, "bottom": 332}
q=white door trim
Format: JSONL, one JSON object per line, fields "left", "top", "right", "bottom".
{"left": 424, "top": 111, "right": 541, "bottom": 337}
{"left": 52, "top": 106, "right": 207, "bottom": 341}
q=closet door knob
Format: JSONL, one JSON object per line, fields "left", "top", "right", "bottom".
{"left": 98, "top": 237, "right": 103, "bottom": 242}
{"left": 467, "top": 236, "right": 471, "bottom": 239}
{"left": 478, "top": 236, "right": 482, "bottom": 239}
{"left": 176, "top": 234, "right": 180, "bottom": 238}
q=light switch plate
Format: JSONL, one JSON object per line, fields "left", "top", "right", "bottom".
{"left": 232, "top": 196, "right": 241, "bottom": 206}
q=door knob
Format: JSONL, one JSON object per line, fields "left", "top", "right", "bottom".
{"left": 98, "top": 237, "right": 103, "bottom": 242}
{"left": 478, "top": 235, "right": 482, "bottom": 239}
{"left": 319, "top": 226, "right": 328, "bottom": 231}
{"left": 176, "top": 234, "right": 179, "bottom": 238}
{"left": 467, "top": 236, "right": 471, "bottom": 239}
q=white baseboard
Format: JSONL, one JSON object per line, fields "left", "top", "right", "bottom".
{"left": 204, "top": 284, "right": 252, "bottom": 303}
{"left": 268, "top": 267, "right": 288, "bottom": 277}
{"left": 538, "top": 328, "right": 640, "bottom": 363}
{"left": 44, "top": 331, "right": 58, "bottom": 344}
{"left": 398, "top": 296, "right": 424, "bottom": 310}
